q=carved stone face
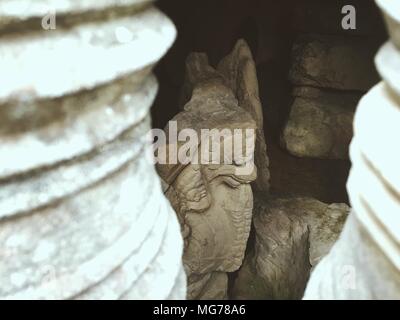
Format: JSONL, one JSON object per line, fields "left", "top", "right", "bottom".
{"left": 173, "top": 164, "right": 211, "bottom": 213}
{"left": 185, "top": 169, "right": 254, "bottom": 274}
{"left": 157, "top": 42, "right": 265, "bottom": 299}
{"left": 170, "top": 134, "right": 257, "bottom": 275}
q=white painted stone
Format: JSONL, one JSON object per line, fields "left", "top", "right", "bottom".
{"left": 375, "top": 42, "right": 400, "bottom": 98}
{"left": 0, "top": 75, "right": 156, "bottom": 180}
{"left": 352, "top": 83, "right": 400, "bottom": 201}
{"left": 0, "top": 119, "right": 149, "bottom": 219}
{"left": 0, "top": 8, "right": 176, "bottom": 102}
{"left": 0, "top": 1, "right": 186, "bottom": 300}
{"left": 0, "top": 0, "right": 152, "bottom": 37}
{"left": 0, "top": 0, "right": 151, "bottom": 19}
{"left": 304, "top": 214, "right": 400, "bottom": 300}
{"left": 376, "top": 0, "right": 400, "bottom": 49}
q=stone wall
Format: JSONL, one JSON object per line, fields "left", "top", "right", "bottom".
{"left": 0, "top": 0, "right": 186, "bottom": 299}
{"left": 281, "top": 1, "right": 383, "bottom": 162}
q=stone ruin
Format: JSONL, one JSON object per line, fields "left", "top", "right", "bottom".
{"left": 157, "top": 39, "right": 351, "bottom": 300}
{"left": 156, "top": 0, "right": 400, "bottom": 300}
{"left": 157, "top": 40, "right": 269, "bottom": 299}
{"left": 1, "top": 0, "right": 400, "bottom": 301}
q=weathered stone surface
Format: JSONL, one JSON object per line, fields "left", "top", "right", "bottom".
{"left": 0, "top": 75, "right": 157, "bottom": 180}
{"left": 376, "top": 0, "right": 400, "bottom": 50}
{"left": 187, "top": 272, "right": 228, "bottom": 300}
{"left": 232, "top": 197, "right": 350, "bottom": 300}
{"left": 348, "top": 83, "right": 400, "bottom": 269}
{"left": 281, "top": 92, "right": 356, "bottom": 159}
{"left": 118, "top": 207, "right": 185, "bottom": 300}
{"left": 232, "top": 199, "right": 311, "bottom": 300}
{"left": 0, "top": 6, "right": 176, "bottom": 180}
{"left": 304, "top": 214, "right": 400, "bottom": 299}
{"left": 289, "top": 35, "right": 380, "bottom": 91}
{"left": 158, "top": 49, "right": 257, "bottom": 300}
{"left": 1, "top": 153, "right": 166, "bottom": 299}
{"left": 0, "top": 1, "right": 186, "bottom": 300}
{"left": 0, "top": 8, "right": 176, "bottom": 103}
{"left": 305, "top": 4, "right": 400, "bottom": 298}
{"left": 0, "top": 0, "right": 151, "bottom": 20}
{"left": 0, "top": 116, "right": 151, "bottom": 220}
{"left": 307, "top": 202, "right": 351, "bottom": 266}
{"left": 218, "top": 39, "right": 270, "bottom": 193}
{"left": 265, "top": 198, "right": 350, "bottom": 267}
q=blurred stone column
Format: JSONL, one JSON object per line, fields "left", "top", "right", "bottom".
{"left": 0, "top": 0, "right": 186, "bottom": 299}
{"left": 304, "top": 0, "right": 400, "bottom": 299}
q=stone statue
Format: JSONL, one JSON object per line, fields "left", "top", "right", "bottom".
{"left": 157, "top": 40, "right": 266, "bottom": 299}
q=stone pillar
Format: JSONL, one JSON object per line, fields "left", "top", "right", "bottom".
{"left": 0, "top": 0, "right": 186, "bottom": 299}
{"left": 304, "top": 0, "right": 400, "bottom": 299}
